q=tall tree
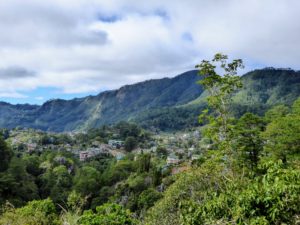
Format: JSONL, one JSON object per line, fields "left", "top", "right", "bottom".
{"left": 50, "top": 165, "right": 73, "bottom": 206}
{"left": 137, "top": 153, "right": 151, "bottom": 173}
{"left": 234, "top": 112, "right": 265, "bottom": 170}
{"left": 74, "top": 166, "right": 101, "bottom": 197}
{"left": 124, "top": 136, "right": 137, "bottom": 152}
{"left": 0, "top": 137, "right": 12, "bottom": 172}
{"left": 6, "top": 157, "right": 39, "bottom": 206}
{"left": 196, "top": 53, "right": 244, "bottom": 163}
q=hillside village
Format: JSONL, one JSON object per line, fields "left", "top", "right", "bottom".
{"left": 5, "top": 125, "right": 204, "bottom": 175}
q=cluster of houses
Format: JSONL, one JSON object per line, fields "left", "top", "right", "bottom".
{"left": 11, "top": 137, "right": 39, "bottom": 152}
{"left": 79, "top": 145, "right": 111, "bottom": 161}
{"left": 9, "top": 129, "right": 204, "bottom": 178}
{"left": 79, "top": 140, "right": 125, "bottom": 161}
{"left": 9, "top": 131, "right": 127, "bottom": 162}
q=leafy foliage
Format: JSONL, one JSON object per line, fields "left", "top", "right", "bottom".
{"left": 0, "top": 137, "right": 12, "bottom": 172}
{"left": 124, "top": 136, "right": 137, "bottom": 152}
{"left": 144, "top": 57, "right": 300, "bottom": 225}
{"left": 263, "top": 98, "right": 300, "bottom": 162}
{"left": 196, "top": 53, "right": 244, "bottom": 172}
{"left": 0, "top": 198, "right": 59, "bottom": 225}
{"left": 79, "top": 203, "right": 136, "bottom": 225}
{"left": 179, "top": 161, "right": 300, "bottom": 225}
{"left": 234, "top": 112, "right": 265, "bottom": 171}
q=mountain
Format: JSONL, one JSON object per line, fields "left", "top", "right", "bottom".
{"left": 0, "top": 68, "right": 299, "bottom": 132}
{"left": 0, "top": 71, "right": 202, "bottom": 131}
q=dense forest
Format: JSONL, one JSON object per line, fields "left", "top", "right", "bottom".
{"left": 0, "top": 54, "right": 299, "bottom": 224}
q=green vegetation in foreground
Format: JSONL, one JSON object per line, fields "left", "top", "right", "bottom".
{"left": 144, "top": 54, "right": 300, "bottom": 225}
{"left": 0, "top": 54, "right": 299, "bottom": 224}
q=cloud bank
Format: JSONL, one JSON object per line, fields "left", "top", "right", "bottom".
{"left": 0, "top": 0, "right": 299, "bottom": 102}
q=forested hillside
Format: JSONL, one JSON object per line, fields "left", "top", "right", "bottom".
{"left": 0, "top": 68, "right": 300, "bottom": 132}
{"left": 0, "top": 71, "right": 202, "bottom": 131}
{"left": 0, "top": 55, "right": 299, "bottom": 225}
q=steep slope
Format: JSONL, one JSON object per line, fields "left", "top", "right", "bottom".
{"left": 230, "top": 68, "right": 300, "bottom": 117}
{"left": 0, "top": 68, "right": 299, "bottom": 132}
{"left": 134, "top": 68, "right": 300, "bottom": 130}
{"left": 0, "top": 102, "right": 39, "bottom": 129}
{"left": 0, "top": 71, "right": 202, "bottom": 131}
{"left": 234, "top": 68, "right": 300, "bottom": 107}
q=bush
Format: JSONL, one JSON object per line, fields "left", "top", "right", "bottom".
{"left": 138, "top": 188, "right": 162, "bottom": 210}
{"left": 179, "top": 160, "right": 300, "bottom": 225}
{"left": 0, "top": 198, "right": 59, "bottom": 225}
{"left": 79, "top": 203, "right": 136, "bottom": 225}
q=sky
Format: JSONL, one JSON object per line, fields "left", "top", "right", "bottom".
{"left": 0, "top": 0, "right": 300, "bottom": 104}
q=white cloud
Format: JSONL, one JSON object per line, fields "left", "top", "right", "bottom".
{"left": 0, "top": 92, "right": 28, "bottom": 99}
{"left": 35, "top": 96, "right": 44, "bottom": 100}
{"left": 0, "top": 0, "right": 299, "bottom": 99}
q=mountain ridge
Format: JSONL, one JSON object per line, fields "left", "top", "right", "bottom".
{"left": 0, "top": 68, "right": 299, "bottom": 131}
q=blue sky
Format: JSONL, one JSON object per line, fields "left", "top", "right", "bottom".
{"left": 1, "top": 87, "right": 99, "bottom": 105}
{"left": 0, "top": 0, "right": 299, "bottom": 105}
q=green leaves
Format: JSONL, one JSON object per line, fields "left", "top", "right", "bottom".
{"left": 262, "top": 98, "right": 300, "bottom": 163}
{"left": 138, "top": 188, "right": 162, "bottom": 210}
{"left": 0, "top": 198, "right": 59, "bottom": 225}
{"left": 144, "top": 56, "right": 300, "bottom": 225}
{"left": 195, "top": 53, "right": 244, "bottom": 171}
{"left": 233, "top": 112, "right": 265, "bottom": 171}
{"left": 178, "top": 160, "right": 300, "bottom": 225}
{"left": 124, "top": 136, "right": 137, "bottom": 152}
{"left": 74, "top": 166, "right": 101, "bottom": 197}
{"left": 0, "top": 136, "right": 13, "bottom": 172}
{"left": 80, "top": 203, "right": 137, "bottom": 225}
{"left": 196, "top": 54, "right": 244, "bottom": 143}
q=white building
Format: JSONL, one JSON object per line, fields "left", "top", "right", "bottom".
{"left": 166, "top": 154, "right": 180, "bottom": 165}
{"left": 79, "top": 151, "right": 89, "bottom": 161}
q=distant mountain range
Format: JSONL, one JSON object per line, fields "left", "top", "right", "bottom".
{"left": 0, "top": 68, "right": 299, "bottom": 132}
